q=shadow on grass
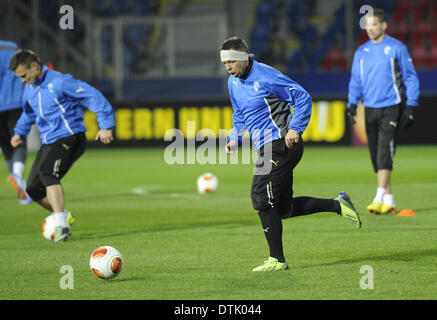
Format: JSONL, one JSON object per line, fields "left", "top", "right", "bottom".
{"left": 67, "top": 192, "right": 137, "bottom": 203}
{"left": 67, "top": 189, "right": 204, "bottom": 203}
{"left": 301, "top": 248, "right": 437, "bottom": 268}
{"left": 72, "top": 219, "right": 258, "bottom": 241}
{"left": 414, "top": 206, "right": 437, "bottom": 212}
{"left": 113, "top": 276, "right": 150, "bottom": 282}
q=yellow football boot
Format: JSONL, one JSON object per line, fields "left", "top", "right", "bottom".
{"left": 252, "top": 257, "right": 289, "bottom": 272}
{"left": 381, "top": 204, "right": 397, "bottom": 215}
{"left": 367, "top": 201, "right": 382, "bottom": 215}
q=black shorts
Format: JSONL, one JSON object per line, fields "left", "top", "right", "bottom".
{"left": 0, "top": 108, "right": 23, "bottom": 159}
{"left": 26, "top": 133, "right": 87, "bottom": 201}
{"left": 251, "top": 137, "right": 303, "bottom": 215}
{"left": 365, "top": 105, "right": 400, "bottom": 172}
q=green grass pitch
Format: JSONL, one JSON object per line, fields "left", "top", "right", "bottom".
{"left": 0, "top": 145, "right": 436, "bottom": 300}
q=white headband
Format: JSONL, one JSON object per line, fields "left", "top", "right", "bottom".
{"left": 220, "top": 49, "right": 252, "bottom": 62}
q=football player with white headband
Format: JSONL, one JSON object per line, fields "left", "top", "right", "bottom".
{"left": 221, "top": 37, "right": 362, "bottom": 272}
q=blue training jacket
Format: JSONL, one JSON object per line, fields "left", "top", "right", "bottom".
{"left": 227, "top": 59, "right": 312, "bottom": 150}
{"left": 0, "top": 40, "right": 24, "bottom": 112}
{"left": 348, "top": 34, "right": 419, "bottom": 109}
{"left": 14, "top": 65, "right": 115, "bottom": 144}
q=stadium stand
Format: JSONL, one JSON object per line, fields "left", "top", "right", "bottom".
{"left": 250, "top": 0, "right": 277, "bottom": 62}
{"left": 276, "top": 0, "right": 437, "bottom": 73}
{"left": 1, "top": 0, "right": 436, "bottom": 100}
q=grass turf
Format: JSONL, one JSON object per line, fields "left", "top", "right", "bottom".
{"left": 0, "top": 145, "right": 436, "bottom": 300}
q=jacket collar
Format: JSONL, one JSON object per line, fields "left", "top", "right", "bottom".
{"left": 33, "top": 65, "right": 49, "bottom": 86}
{"left": 240, "top": 58, "right": 254, "bottom": 80}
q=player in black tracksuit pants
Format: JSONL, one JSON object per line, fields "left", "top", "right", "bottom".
{"left": 222, "top": 36, "right": 361, "bottom": 272}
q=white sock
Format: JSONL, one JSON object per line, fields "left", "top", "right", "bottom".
{"left": 12, "top": 161, "right": 25, "bottom": 179}
{"left": 383, "top": 194, "right": 395, "bottom": 206}
{"left": 373, "top": 187, "right": 386, "bottom": 203}
{"left": 53, "top": 212, "right": 68, "bottom": 227}
{"left": 63, "top": 209, "right": 70, "bottom": 220}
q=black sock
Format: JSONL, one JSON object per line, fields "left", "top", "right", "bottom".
{"left": 292, "top": 197, "right": 341, "bottom": 217}
{"left": 258, "top": 208, "right": 285, "bottom": 263}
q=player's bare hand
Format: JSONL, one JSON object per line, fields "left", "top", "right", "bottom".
{"left": 10, "top": 134, "right": 24, "bottom": 148}
{"left": 285, "top": 129, "right": 300, "bottom": 148}
{"left": 95, "top": 129, "right": 114, "bottom": 144}
{"left": 225, "top": 140, "right": 236, "bottom": 154}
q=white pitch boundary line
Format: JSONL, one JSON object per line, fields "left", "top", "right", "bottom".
{"left": 130, "top": 185, "right": 249, "bottom": 200}
{"left": 130, "top": 185, "right": 202, "bottom": 199}
{"left": 131, "top": 185, "right": 161, "bottom": 195}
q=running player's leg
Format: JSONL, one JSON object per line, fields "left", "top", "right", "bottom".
{"left": 365, "top": 108, "right": 384, "bottom": 214}
{"left": 377, "top": 105, "right": 400, "bottom": 214}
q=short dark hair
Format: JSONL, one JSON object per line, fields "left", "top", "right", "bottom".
{"left": 9, "top": 49, "right": 42, "bottom": 71}
{"left": 369, "top": 8, "right": 386, "bottom": 23}
{"left": 220, "top": 36, "right": 249, "bottom": 52}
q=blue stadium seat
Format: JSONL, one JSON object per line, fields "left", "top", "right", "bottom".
{"left": 92, "top": 0, "right": 106, "bottom": 12}
{"left": 94, "top": 0, "right": 154, "bottom": 16}
{"left": 250, "top": 0, "right": 276, "bottom": 61}
{"left": 100, "top": 27, "right": 112, "bottom": 62}
{"left": 250, "top": 25, "right": 270, "bottom": 61}
{"left": 309, "top": 48, "right": 327, "bottom": 72}
{"left": 94, "top": 0, "right": 126, "bottom": 16}
{"left": 93, "top": 0, "right": 114, "bottom": 15}
{"left": 123, "top": 48, "right": 136, "bottom": 74}
{"left": 131, "top": 1, "right": 153, "bottom": 15}
{"left": 355, "top": 0, "right": 385, "bottom": 9}
{"left": 300, "top": 25, "right": 317, "bottom": 53}
{"left": 256, "top": 0, "right": 275, "bottom": 19}
{"left": 383, "top": 0, "right": 399, "bottom": 15}
{"left": 323, "top": 25, "right": 337, "bottom": 43}
{"left": 123, "top": 24, "right": 149, "bottom": 73}
{"left": 255, "top": 0, "right": 275, "bottom": 31}
{"left": 286, "top": 0, "right": 307, "bottom": 32}
{"left": 124, "top": 25, "right": 148, "bottom": 46}
{"left": 287, "top": 50, "right": 305, "bottom": 73}
{"left": 334, "top": 3, "right": 346, "bottom": 29}
{"left": 39, "top": 1, "right": 58, "bottom": 28}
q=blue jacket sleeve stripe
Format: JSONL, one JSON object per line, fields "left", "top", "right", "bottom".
{"left": 398, "top": 45, "right": 420, "bottom": 106}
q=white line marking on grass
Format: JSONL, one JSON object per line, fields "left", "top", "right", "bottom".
{"left": 131, "top": 185, "right": 161, "bottom": 195}
{"left": 131, "top": 185, "right": 201, "bottom": 199}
